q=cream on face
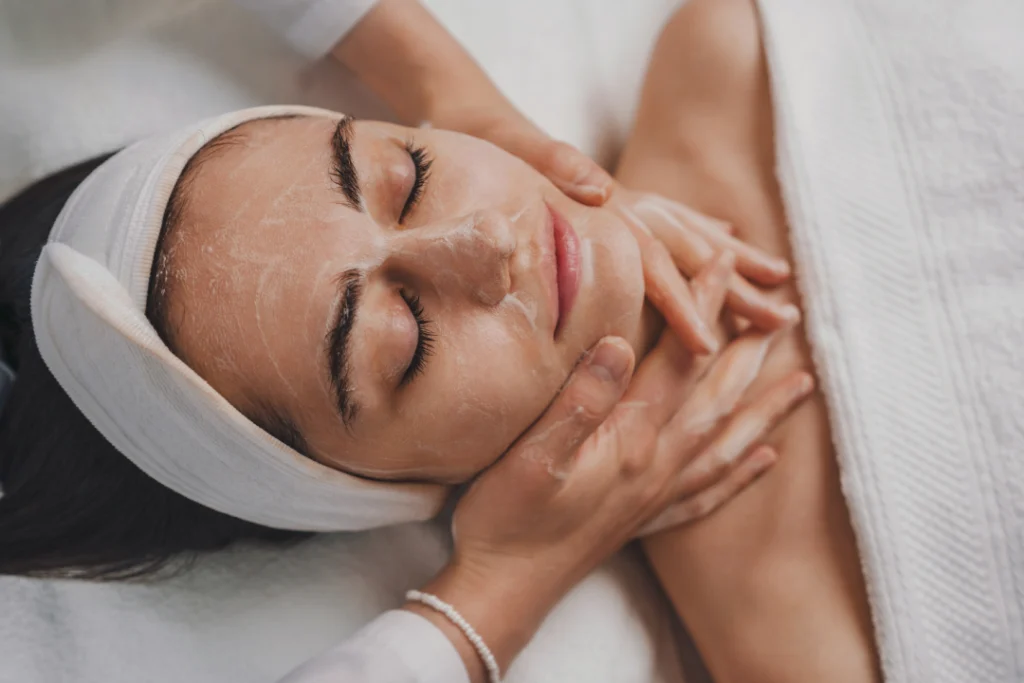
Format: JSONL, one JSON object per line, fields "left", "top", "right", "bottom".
{"left": 156, "top": 115, "right": 656, "bottom": 483}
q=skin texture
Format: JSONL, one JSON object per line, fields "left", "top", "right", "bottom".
{"left": 616, "top": 0, "right": 881, "bottom": 681}
{"left": 158, "top": 115, "right": 658, "bottom": 483}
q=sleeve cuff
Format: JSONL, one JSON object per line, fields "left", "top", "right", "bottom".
{"left": 278, "top": 609, "right": 471, "bottom": 683}
{"left": 284, "top": 0, "right": 379, "bottom": 60}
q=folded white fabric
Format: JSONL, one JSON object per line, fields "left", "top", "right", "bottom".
{"left": 233, "top": 0, "right": 379, "bottom": 60}
{"left": 30, "top": 104, "right": 447, "bottom": 531}
{"left": 758, "top": 0, "right": 1024, "bottom": 679}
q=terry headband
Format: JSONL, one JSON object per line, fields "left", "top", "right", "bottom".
{"left": 30, "top": 105, "right": 447, "bottom": 531}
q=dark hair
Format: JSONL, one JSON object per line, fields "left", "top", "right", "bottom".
{"left": 0, "top": 154, "right": 304, "bottom": 580}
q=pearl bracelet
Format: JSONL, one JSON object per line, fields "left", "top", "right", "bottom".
{"left": 406, "top": 589, "right": 502, "bottom": 683}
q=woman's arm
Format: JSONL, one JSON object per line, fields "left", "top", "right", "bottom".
{"left": 616, "top": 1, "right": 880, "bottom": 682}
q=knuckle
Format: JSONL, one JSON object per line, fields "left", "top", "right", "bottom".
{"left": 575, "top": 395, "right": 610, "bottom": 425}
{"left": 617, "top": 405, "right": 659, "bottom": 448}
{"left": 588, "top": 415, "right": 625, "bottom": 460}
{"left": 563, "top": 383, "right": 612, "bottom": 424}
{"left": 620, "top": 443, "right": 654, "bottom": 477}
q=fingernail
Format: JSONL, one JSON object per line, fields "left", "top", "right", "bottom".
{"left": 771, "top": 259, "right": 791, "bottom": 276}
{"left": 752, "top": 446, "right": 778, "bottom": 471}
{"left": 570, "top": 167, "right": 613, "bottom": 203}
{"left": 797, "top": 373, "right": 816, "bottom": 394}
{"left": 572, "top": 182, "right": 611, "bottom": 203}
{"left": 588, "top": 339, "right": 632, "bottom": 383}
{"left": 780, "top": 303, "right": 801, "bottom": 324}
{"left": 553, "top": 146, "right": 609, "bottom": 191}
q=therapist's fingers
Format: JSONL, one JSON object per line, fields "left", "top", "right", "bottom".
{"left": 692, "top": 249, "right": 734, "bottom": 321}
{"left": 618, "top": 192, "right": 797, "bottom": 331}
{"left": 621, "top": 252, "right": 735, "bottom": 430}
{"left": 631, "top": 193, "right": 790, "bottom": 285}
{"left": 672, "top": 371, "right": 814, "bottom": 498}
{"left": 537, "top": 140, "right": 615, "bottom": 206}
{"left": 508, "top": 337, "right": 634, "bottom": 480}
{"left": 637, "top": 446, "right": 777, "bottom": 536}
{"left": 641, "top": 211, "right": 799, "bottom": 331}
{"left": 726, "top": 272, "right": 801, "bottom": 330}
{"left": 639, "top": 233, "right": 719, "bottom": 354}
{"left": 454, "top": 109, "right": 613, "bottom": 206}
{"left": 655, "top": 327, "right": 786, "bottom": 470}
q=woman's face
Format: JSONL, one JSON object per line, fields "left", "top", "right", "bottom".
{"left": 161, "top": 115, "right": 651, "bottom": 482}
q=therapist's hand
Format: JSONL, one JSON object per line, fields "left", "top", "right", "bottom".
{"left": 406, "top": 253, "right": 814, "bottom": 682}
{"left": 333, "top": 0, "right": 613, "bottom": 206}
{"left": 611, "top": 188, "right": 799, "bottom": 349}
{"left": 434, "top": 104, "right": 614, "bottom": 206}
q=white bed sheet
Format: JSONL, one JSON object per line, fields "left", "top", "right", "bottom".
{"left": 0, "top": 1, "right": 704, "bottom": 682}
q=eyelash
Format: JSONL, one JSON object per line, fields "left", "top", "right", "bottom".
{"left": 399, "top": 142, "right": 433, "bottom": 223}
{"left": 399, "top": 289, "right": 435, "bottom": 386}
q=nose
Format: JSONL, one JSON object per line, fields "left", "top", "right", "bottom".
{"left": 386, "top": 210, "right": 517, "bottom": 305}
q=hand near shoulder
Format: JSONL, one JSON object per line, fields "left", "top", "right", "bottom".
{"left": 409, "top": 254, "right": 812, "bottom": 682}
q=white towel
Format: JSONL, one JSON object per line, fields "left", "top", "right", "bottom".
{"left": 758, "top": 0, "right": 1024, "bottom": 680}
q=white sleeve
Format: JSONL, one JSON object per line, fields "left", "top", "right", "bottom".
{"left": 232, "top": 0, "right": 379, "bottom": 60}
{"left": 277, "top": 609, "right": 472, "bottom": 683}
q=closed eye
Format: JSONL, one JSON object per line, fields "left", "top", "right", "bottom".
{"left": 398, "top": 289, "right": 435, "bottom": 386}
{"left": 399, "top": 142, "right": 432, "bottom": 223}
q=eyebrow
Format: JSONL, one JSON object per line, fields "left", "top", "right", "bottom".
{"left": 326, "top": 269, "right": 364, "bottom": 429}
{"left": 330, "top": 116, "right": 363, "bottom": 212}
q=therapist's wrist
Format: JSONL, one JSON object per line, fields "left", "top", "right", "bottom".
{"left": 422, "top": 75, "right": 512, "bottom": 126}
{"left": 403, "top": 558, "right": 558, "bottom": 682}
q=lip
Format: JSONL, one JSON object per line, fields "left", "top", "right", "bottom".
{"left": 547, "top": 204, "right": 581, "bottom": 337}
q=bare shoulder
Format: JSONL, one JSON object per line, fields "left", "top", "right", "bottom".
{"left": 657, "top": 0, "right": 763, "bottom": 89}
{"left": 617, "top": 0, "right": 773, "bottom": 209}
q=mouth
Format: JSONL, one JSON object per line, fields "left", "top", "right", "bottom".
{"left": 546, "top": 204, "right": 581, "bottom": 337}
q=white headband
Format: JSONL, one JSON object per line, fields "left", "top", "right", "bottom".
{"left": 30, "top": 105, "right": 447, "bottom": 531}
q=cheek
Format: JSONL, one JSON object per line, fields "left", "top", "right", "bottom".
{"left": 561, "top": 207, "right": 647, "bottom": 350}
{"left": 419, "top": 314, "right": 564, "bottom": 478}
{"left": 588, "top": 232, "right": 646, "bottom": 332}
{"left": 424, "top": 135, "right": 539, "bottom": 213}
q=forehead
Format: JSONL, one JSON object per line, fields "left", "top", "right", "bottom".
{"left": 156, "top": 116, "right": 380, "bottom": 425}
{"left": 185, "top": 116, "right": 339, "bottom": 227}
{"left": 160, "top": 116, "right": 383, "bottom": 353}
{"left": 171, "top": 116, "right": 381, "bottom": 265}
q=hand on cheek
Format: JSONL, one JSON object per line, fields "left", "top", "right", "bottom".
{"left": 406, "top": 254, "right": 815, "bottom": 681}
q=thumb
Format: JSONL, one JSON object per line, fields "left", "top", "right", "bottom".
{"left": 469, "top": 112, "right": 613, "bottom": 206}
{"left": 500, "top": 337, "right": 634, "bottom": 488}
{"left": 533, "top": 139, "right": 615, "bottom": 207}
